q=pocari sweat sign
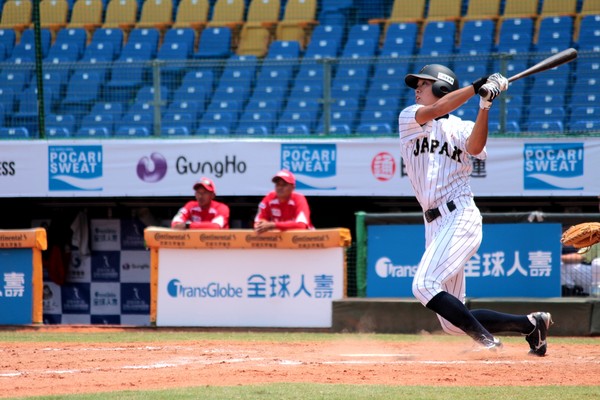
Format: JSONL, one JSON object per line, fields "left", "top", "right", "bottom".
{"left": 49, "top": 145, "right": 103, "bottom": 191}
{"left": 281, "top": 144, "right": 337, "bottom": 190}
{"left": 523, "top": 143, "right": 584, "bottom": 190}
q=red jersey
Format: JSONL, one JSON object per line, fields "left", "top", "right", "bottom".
{"left": 171, "top": 200, "right": 230, "bottom": 229}
{"left": 254, "top": 191, "right": 314, "bottom": 230}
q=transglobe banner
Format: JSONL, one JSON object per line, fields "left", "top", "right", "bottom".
{"left": 0, "top": 137, "right": 598, "bottom": 197}
{"left": 367, "top": 223, "right": 562, "bottom": 298}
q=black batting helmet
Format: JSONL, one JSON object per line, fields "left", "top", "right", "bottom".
{"left": 405, "top": 64, "right": 459, "bottom": 98}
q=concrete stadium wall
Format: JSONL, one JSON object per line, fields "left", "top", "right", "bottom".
{"left": 332, "top": 298, "right": 600, "bottom": 336}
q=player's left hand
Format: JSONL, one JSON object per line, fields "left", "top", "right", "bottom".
{"left": 487, "top": 73, "right": 509, "bottom": 91}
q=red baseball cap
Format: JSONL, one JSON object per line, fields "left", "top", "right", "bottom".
{"left": 272, "top": 169, "right": 296, "bottom": 185}
{"left": 193, "top": 177, "right": 216, "bottom": 193}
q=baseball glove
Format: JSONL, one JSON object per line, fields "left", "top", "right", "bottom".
{"left": 560, "top": 222, "right": 600, "bottom": 251}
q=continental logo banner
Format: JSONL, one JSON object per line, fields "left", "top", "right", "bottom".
{"left": 144, "top": 227, "right": 352, "bottom": 249}
{"left": 0, "top": 228, "right": 47, "bottom": 250}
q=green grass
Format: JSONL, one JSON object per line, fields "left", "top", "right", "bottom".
{"left": 8, "top": 384, "right": 600, "bottom": 400}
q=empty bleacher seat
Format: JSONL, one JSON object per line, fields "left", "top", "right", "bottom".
{"left": 194, "top": 27, "right": 232, "bottom": 59}
{"left": 419, "top": 21, "right": 456, "bottom": 56}
{"left": 497, "top": 18, "right": 535, "bottom": 54}
{"left": 458, "top": 19, "right": 496, "bottom": 55}
{"left": 379, "top": 22, "right": 419, "bottom": 57}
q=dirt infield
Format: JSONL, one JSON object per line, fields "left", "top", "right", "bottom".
{"left": 1, "top": 328, "right": 599, "bottom": 398}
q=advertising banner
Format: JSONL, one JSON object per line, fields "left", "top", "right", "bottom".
{"left": 1, "top": 138, "right": 598, "bottom": 197}
{"left": 367, "top": 223, "right": 562, "bottom": 298}
{"left": 156, "top": 248, "right": 345, "bottom": 327}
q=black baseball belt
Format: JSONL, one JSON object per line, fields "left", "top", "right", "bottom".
{"left": 424, "top": 200, "right": 457, "bottom": 223}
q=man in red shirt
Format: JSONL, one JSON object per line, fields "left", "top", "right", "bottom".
{"left": 254, "top": 169, "right": 314, "bottom": 233}
{"left": 171, "top": 177, "right": 230, "bottom": 229}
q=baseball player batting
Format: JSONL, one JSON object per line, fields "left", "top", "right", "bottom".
{"left": 398, "top": 64, "right": 552, "bottom": 355}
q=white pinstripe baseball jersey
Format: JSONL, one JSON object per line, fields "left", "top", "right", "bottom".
{"left": 398, "top": 104, "right": 487, "bottom": 212}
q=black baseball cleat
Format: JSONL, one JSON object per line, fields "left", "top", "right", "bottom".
{"left": 526, "top": 312, "right": 553, "bottom": 356}
{"left": 473, "top": 335, "right": 503, "bottom": 352}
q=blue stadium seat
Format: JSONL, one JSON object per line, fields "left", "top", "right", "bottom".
{"left": 574, "top": 59, "right": 600, "bottom": 78}
{"left": 29, "top": 70, "right": 67, "bottom": 102}
{"left": 210, "top": 84, "right": 251, "bottom": 105}
{"left": 54, "top": 28, "right": 87, "bottom": 59}
{"left": 530, "top": 69, "right": 570, "bottom": 96}
{"left": 303, "top": 35, "right": 341, "bottom": 59}
{"left": 127, "top": 28, "right": 160, "bottom": 57}
{"left": 172, "top": 83, "right": 210, "bottom": 108}
{"left": 11, "top": 86, "right": 53, "bottom": 134}
{"left": 274, "top": 123, "right": 310, "bottom": 135}
{"left": 380, "top": 22, "right": 418, "bottom": 57}
{"left": 104, "top": 41, "right": 155, "bottom": 102}
{"left": 194, "top": 27, "right": 232, "bottom": 59}
{"left": 526, "top": 120, "right": 563, "bottom": 133}
{"left": 9, "top": 29, "right": 52, "bottom": 62}
{"left": 115, "top": 111, "right": 154, "bottom": 136}
{"left": 205, "top": 99, "right": 243, "bottom": 119}
{"left": 365, "top": 80, "right": 404, "bottom": 100}
{"left": 196, "top": 111, "right": 236, "bottom": 135}
{"left": 455, "top": 107, "right": 478, "bottom": 121}
{"left": 45, "top": 42, "right": 81, "bottom": 63}
{"left": 454, "top": 60, "right": 488, "bottom": 88}
{"left": 0, "top": 70, "right": 29, "bottom": 95}
{"left": 250, "top": 84, "right": 287, "bottom": 103}
{"left": 81, "top": 41, "right": 116, "bottom": 63}
{"left": 166, "top": 99, "right": 204, "bottom": 121}
{"left": 0, "top": 127, "right": 29, "bottom": 139}
{"left": 568, "top": 106, "right": 600, "bottom": 130}
{"left": 161, "top": 111, "right": 195, "bottom": 136}
{"left": 90, "top": 28, "right": 124, "bottom": 59}
{"left": 235, "top": 110, "right": 275, "bottom": 135}
{"left": 77, "top": 113, "right": 115, "bottom": 137}
{"left": 526, "top": 106, "right": 566, "bottom": 131}
{"left": 569, "top": 120, "right": 600, "bottom": 133}
{"left": 45, "top": 114, "right": 76, "bottom": 137}
{"left": 310, "top": 24, "right": 344, "bottom": 47}
{"left": 254, "top": 64, "right": 293, "bottom": 93}
{"left": 0, "top": 29, "right": 16, "bottom": 59}
{"left": 181, "top": 68, "right": 215, "bottom": 95}
{"left": 497, "top": 18, "right": 534, "bottom": 54}
{"left": 535, "top": 16, "right": 573, "bottom": 54}
{"left": 0, "top": 87, "right": 15, "bottom": 113}
{"left": 458, "top": 19, "right": 495, "bottom": 55}
{"left": 489, "top": 120, "right": 521, "bottom": 134}
{"left": 282, "top": 98, "right": 320, "bottom": 128}
{"left": 156, "top": 41, "right": 192, "bottom": 85}
{"left": 577, "top": 15, "right": 600, "bottom": 52}
{"left": 162, "top": 27, "right": 196, "bottom": 50}
{"left": 61, "top": 70, "right": 103, "bottom": 114}
{"left": 573, "top": 75, "right": 600, "bottom": 94}
{"left": 538, "top": 94, "right": 565, "bottom": 108}
{"left": 570, "top": 93, "right": 600, "bottom": 109}
{"left": 489, "top": 106, "right": 522, "bottom": 125}
{"left": 356, "top": 109, "right": 395, "bottom": 135}
{"left": 266, "top": 40, "right": 301, "bottom": 59}
{"left": 317, "top": 0, "right": 354, "bottom": 27}
{"left": 419, "top": 21, "right": 456, "bottom": 56}
{"left": 341, "top": 37, "right": 378, "bottom": 59}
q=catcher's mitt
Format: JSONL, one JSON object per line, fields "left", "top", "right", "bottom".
{"left": 560, "top": 222, "right": 600, "bottom": 251}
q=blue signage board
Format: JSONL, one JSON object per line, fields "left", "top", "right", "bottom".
{"left": 367, "top": 223, "right": 562, "bottom": 298}
{"left": 0, "top": 249, "right": 33, "bottom": 324}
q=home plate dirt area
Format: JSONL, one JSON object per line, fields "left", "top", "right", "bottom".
{"left": 1, "top": 331, "right": 599, "bottom": 398}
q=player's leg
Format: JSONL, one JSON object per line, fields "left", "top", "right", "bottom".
{"left": 412, "top": 207, "right": 499, "bottom": 348}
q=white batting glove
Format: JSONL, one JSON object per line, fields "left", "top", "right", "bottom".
{"left": 487, "top": 73, "right": 509, "bottom": 91}
{"left": 479, "top": 83, "right": 501, "bottom": 109}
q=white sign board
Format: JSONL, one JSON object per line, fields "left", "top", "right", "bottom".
{"left": 156, "top": 248, "right": 344, "bottom": 327}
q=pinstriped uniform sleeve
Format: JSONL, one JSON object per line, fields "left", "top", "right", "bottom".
{"left": 399, "top": 104, "right": 426, "bottom": 144}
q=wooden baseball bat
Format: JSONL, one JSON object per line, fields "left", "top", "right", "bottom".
{"left": 478, "top": 48, "right": 578, "bottom": 98}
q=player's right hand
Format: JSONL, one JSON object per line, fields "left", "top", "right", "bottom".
{"left": 487, "top": 73, "right": 509, "bottom": 91}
